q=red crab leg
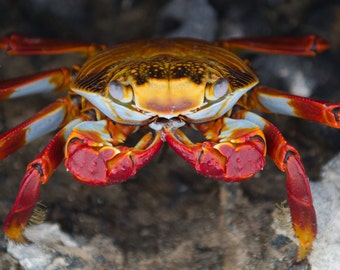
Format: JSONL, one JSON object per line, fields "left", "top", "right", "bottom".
{"left": 234, "top": 110, "right": 316, "bottom": 261}
{"left": 4, "top": 117, "right": 85, "bottom": 242}
{"left": 65, "top": 120, "right": 163, "bottom": 185}
{"left": 216, "top": 35, "right": 329, "bottom": 56}
{"left": 0, "top": 68, "right": 75, "bottom": 100}
{"left": 239, "top": 85, "right": 340, "bottom": 128}
{"left": 164, "top": 117, "right": 266, "bottom": 181}
{"left": 0, "top": 34, "right": 105, "bottom": 56}
{"left": 0, "top": 96, "right": 79, "bottom": 161}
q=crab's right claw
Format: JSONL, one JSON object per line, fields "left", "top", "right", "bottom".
{"left": 163, "top": 118, "right": 266, "bottom": 181}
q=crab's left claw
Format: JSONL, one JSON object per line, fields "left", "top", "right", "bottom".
{"left": 164, "top": 117, "right": 266, "bottom": 181}
{"left": 65, "top": 120, "right": 163, "bottom": 185}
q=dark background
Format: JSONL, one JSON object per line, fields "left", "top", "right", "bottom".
{"left": 0, "top": 0, "right": 340, "bottom": 269}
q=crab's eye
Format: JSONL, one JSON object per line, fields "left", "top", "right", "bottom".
{"left": 214, "top": 79, "right": 229, "bottom": 98}
{"left": 108, "top": 81, "right": 133, "bottom": 103}
{"left": 109, "top": 81, "right": 123, "bottom": 99}
{"left": 205, "top": 78, "right": 229, "bottom": 101}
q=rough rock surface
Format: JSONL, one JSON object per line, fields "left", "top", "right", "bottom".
{"left": 0, "top": 0, "right": 340, "bottom": 269}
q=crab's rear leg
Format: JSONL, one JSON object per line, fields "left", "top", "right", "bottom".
{"left": 4, "top": 117, "right": 86, "bottom": 242}
{"left": 235, "top": 110, "right": 316, "bottom": 261}
{"left": 216, "top": 35, "right": 329, "bottom": 56}
{"left": 0, "top": 34, "right": 105, "bottom": 98}
{"left": 240, "top": 85, "right": 340, "bottom": 128}
{"left": 0, "top": 34, "right": 105, "bottom": 56}
{"left": 164, "top": 116, "right": 266, "bottom": 181}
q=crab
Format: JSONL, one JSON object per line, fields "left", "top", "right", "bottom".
{"left": 0, "top": 34, "right": 337, "bottom": 261}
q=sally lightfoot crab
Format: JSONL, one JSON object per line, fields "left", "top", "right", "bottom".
{"left": 0, "top": 34, "right": 337, "bottom": 261}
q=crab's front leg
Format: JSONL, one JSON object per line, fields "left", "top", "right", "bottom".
{"left": 164, "top": 117, "right": 266, "bottom": 181}
{"left": 235, "top": 110, "right": 316, "bottom": 261}
{"left": 65, "top": 120, "right": 163, "bottom": 185}
{"left": 4, "top": 117, "right": 85, "bottom": 242}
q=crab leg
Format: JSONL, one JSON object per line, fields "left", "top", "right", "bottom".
{"left": 0, "top": 34, "right": 105, "bottom": 57}
{"left": 0, "top": 96, "right": 80, "bottom": 161}
{"left": 3, "top": 117, "right": 85, "bottom": 243}
{"left": 239, "top": 85, "right": 340, "bottom": 128}
{"left": 65, "top": 120, "right": 163, "bottom": 185}
{"left": 234, "top": 110, "right": 316, "bottom": 261}
{"left": 164, "top": 117, "right": 266, "bottom": 181}
{"left": 0, "top": 68, "right": 75, "bottom": 100}
{"left": 216, "top": 35, "right": 329, "bottom": 56}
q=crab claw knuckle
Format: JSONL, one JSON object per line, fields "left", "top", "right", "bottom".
{"left": 195, "top": 143, "right": 226, "bottom": 178}
{"left": 215, "top": 140, "right": 265, "bottom": 180}
{"left": 107, "top": 134, "right": 162, "bottom": 182}
{"left": 106, "top": 150, "right": 136, "bottom": 183}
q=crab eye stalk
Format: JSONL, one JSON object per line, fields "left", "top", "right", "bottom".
{"left": 108, "top": 81, "right": 133, "bottom": 103}
{"left": 205, "top": 78, "right": 229, "bottom": 101}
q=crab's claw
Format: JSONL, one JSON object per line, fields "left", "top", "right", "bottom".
{"left": 163, "top": 118, "right": 266, "bottom": 181}
{"left": 65, "top": 120, "right": 163, "bottom": 185}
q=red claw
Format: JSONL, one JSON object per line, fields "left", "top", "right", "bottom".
{"left": 65, "top": 129, "right": 163, "bottom": 185}
{"left": 163, "top": 128, "right": 266, "bottom": 181}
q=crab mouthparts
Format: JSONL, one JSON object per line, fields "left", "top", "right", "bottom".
{"left": 148, "top": 117, "right": 186, "bottom": 131}
{"left": 144, "top": 99, "right": 196, "bottom": 115}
